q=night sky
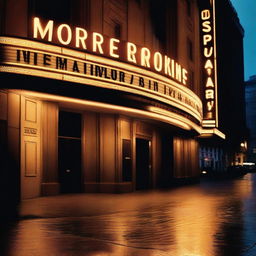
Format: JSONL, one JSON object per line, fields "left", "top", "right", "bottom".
{"left": 230, "top": 0, "right": 256, "bottom": 81}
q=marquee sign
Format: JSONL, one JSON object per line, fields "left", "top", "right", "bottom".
{"left": 0, "top": 36, "right": 202, "bottom": 123}
{"left": 33, "top": 17, "right": 188, "bottom": 87}
{"left": 200, "top": 0, "right": 219, "bottom": 128}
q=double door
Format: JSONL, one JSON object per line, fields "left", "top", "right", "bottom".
{"left": 136, "top": 138, "right": 152, "bottom": 190}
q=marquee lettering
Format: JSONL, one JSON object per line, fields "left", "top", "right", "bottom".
{"left": 33, "top": 17, "right": 188, "bottom": 86}
{"left": 200, "top": 4, "right": 218, "bottom": 127}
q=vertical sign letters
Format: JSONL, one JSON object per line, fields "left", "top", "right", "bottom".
{"left": 200, "top": 0, "right": 218, "bottom": 128}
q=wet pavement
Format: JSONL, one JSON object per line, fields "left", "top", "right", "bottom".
{"left": 2, "top": 173, "right": 256, "bottom": 256}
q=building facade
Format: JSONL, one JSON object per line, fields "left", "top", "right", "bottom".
{"left": 245, "top": 75, "right": 256, "bottom": 163}
{"left": 198, "top": 0, "right": 247, "bottom": 172}
{"left": 0, "top": 0, "right": 233, "bottom": 203}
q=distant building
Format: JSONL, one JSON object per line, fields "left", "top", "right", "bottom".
{"left": 215, "top": 0, "right": 248, "bottom": 166}
{"left": 245, "top": 75, "right": 256, "bottom": 163}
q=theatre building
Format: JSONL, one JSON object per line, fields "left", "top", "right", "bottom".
{"left": 0, "top": 0, "right": 225, "bottom": 203}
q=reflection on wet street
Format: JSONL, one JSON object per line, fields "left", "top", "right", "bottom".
{"left": 2, "top": 173, "right": 256, "bottom": 256}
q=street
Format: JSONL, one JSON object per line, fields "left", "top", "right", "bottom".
{"left": 2, "top": 174, "right": 256, "bottom": 256}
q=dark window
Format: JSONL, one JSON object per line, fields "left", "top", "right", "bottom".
{"left": 114, "top": 22, "right": 122, "bottom": 39}
{"left": 185, "top": 0, "right": 192, "bottom": 17}
{"left": 149, "top": 0, "right": 167, "bottom": 45}
{"left": 0, "top": 0, "right": 5, "bottom": 34}
{"left": 188, "top": 39, "right": 193, "bottom": 61}
{"left": 188, "top": 70, "right": 194, "bottom": 89}
{"left": 59, "top": 111, "right": 81, "bottom": 138}
{"left": 31, "top": 0, "right": 71, "bottom": 23}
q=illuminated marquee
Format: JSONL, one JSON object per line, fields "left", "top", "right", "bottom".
{"left": 200, "top": 0, "right": 219, "bottom": 128}
{"left": 0, "top": 36, "right": 202, "bottom": 123}
{"left": 33, "top": 17, "right": 188, "bottom": 86}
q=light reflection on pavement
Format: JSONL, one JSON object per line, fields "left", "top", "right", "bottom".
{"left": 2, "top": 174, "right": 256, "bottom": 256}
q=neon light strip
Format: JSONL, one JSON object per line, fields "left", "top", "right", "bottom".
{"left": 147, "top": 106, "right": 203, "bottom": 133}
{"left": 200, "top": 128, "right": 225, "bottom": 139}
{"left": 9, "top": 89, "right": 225, "bottom": 139}
{"left": 212, "top": 0, "right": 219, "bottom": 127}
{"left": 10, "top": 89, "right": 192, "bottom": 131}
{"left": 86, "top": 54, "right": 202, "bottom": 107}
{"left": 0, "top": 37, "right": 203, "bottom": 123}
{"left": 0, "top": 36, "right": 202, "bottom": 110}
{"left": 1, "top": 63, "right": 202, "bottom": 122}
{"left": 202, "top": 121, "right": 216, "bottom": 124}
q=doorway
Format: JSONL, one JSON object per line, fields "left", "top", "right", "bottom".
{"left": 122, "top": 139, "right": 132, "bottom": 182}
{"left": 58, "top": 111, "right": 82, "bottom": 193}
{"left": 136, "top": 138, "right": 151, "bottom": 190}
{"left": 160, "top": 135, "right": 174, "bottom": 187}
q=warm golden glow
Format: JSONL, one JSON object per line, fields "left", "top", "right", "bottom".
{"left": 182, "top": 69, "right": 188, "bottom": 85}
{"left": 109, "top": 38, "right": 120, "bottom": 58}
{"left": 92, "top": 32, "right": 104, "bottom": 54}
{"left": 33, "top": 17, "right": 53, "bottom": 42}
{"left": 148, "top": 106, "right": 200, "bottom": 133}
{"left": 172, "top": 194, "right": 220, "bottom": 256}
{"left": 147, "top": 106, "right": 224, "bottom": 139}
{"left": 0, "top": 37, "right": 203, "bottom": 124}
{"left": 201, "top": 9, "right": 211, "bottom": 20}
{"left": 175, "top": 63, "right": 182, "bottom": 82}
{"left": 11, "top": 90, "right": 193, "bottom": 131}
{"left": 205, "top": 89, "right": 214, "bottom": 99}
{"left": 240, "top": 141, "right": 247, "bottom": 150}
{"left": 57, "top": 24, "right": 72, "bottom": 45}
{"left": 127, "top": 42, "right": 137, "bottom": 64}
{"left": 203, "top": 34, "right": 212, "bottom": 45}
{"left": 200, "top": 128, "right": 225, "bottom": 139}
{"left": 201, "top": 2, "right": 219, "bottom": 128}
{"left": 31, "top": 17, "right": 189, "bottom": 85}
{"left": 11, "top": 89, "right": 224, "bottom": 139}
{"left": 164, "top": 56, "right": 172, "bottom": 76}
{"left": 75, "top": 27, "right": 88, "bottom": 49}
{"left": 141, "top": 47, "right": 151, "bottom": 68}
{"left": 204, "top": 47, "right": 213, "bottom": 58}
{"left": 0, "top": 62, "right": 201, "bottom": 122}
{"left": 206, "top": 75, "right": 213, "bottom": 85}
{"left": 85, "top": 54, "right": 197, "bottom": 104}
{"left": 202, "top": 21, "right": 211, "bottom": 33}
{"left": 153, "top": 52, "right": 163, "bottom": 72}
{"left": 213, "top": 0, "right": 219, "bottom": 127}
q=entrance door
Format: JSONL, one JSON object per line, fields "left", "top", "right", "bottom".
{"left": 58, "top": 111, "right": 82, "bottom": 193}
{"left": 161, "top": 135, "right": 173, "bottom": 187}
{"left": 136, "top": 138, "right": 151, "bottom": 190}
{"left": 122, "top": 139, "right": 132, "bottom": 182}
